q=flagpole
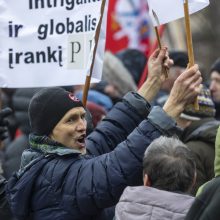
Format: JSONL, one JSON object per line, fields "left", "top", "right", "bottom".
{"left": 152, "top": 10, "right": 168, "bottom": 79}
{"left": 154, "top": 26, "right": 168, "bottom": 78}
{"left": 154, "top": 27, "right": 162, "bottom": 49}
{"left": 82, "top": 0, "right": 106, "bottom": 106}
{"left": 183, "top": 0, "right": 199, "bottom": 110}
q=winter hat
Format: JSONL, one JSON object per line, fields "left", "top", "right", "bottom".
{"left": 28, "top": 87, "right": 84, "bottom": 135}
{"left": 180, "top": 87, "right": 216, "bottom": 121}
{"left": 169, "top": 51, "right": 188, "bottom": 68}
{"left": 210, "top": 58, "right": 220, "bottom": 74}
{"left": 115, "top": 49, "right": 147, "bottom": 85}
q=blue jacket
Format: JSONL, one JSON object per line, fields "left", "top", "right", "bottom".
{"left": 6, "top": 92, "right": 178, "bottom": 220}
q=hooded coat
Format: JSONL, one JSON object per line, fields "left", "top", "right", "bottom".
{"left": 185, "top": 126, "right": 220, "bottom": 219}
{"left": 181, "top": 118, "right": 220, "bottom": 195}
{"left": 6, "top": 92, "right": 178, "bottom": 220}
{"left": 185, "top": 176, "right": 220, "bottom": 220}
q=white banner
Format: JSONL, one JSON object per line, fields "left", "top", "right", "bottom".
{"left": 0, "top": 0, "right": 108, "bottom": 88}
{"left": 147, "top": 0, "right": 209, "bottom": 26}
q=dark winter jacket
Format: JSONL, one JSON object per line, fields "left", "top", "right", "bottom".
{"left": 0, "top": 175, "right": 12, "bottom": 220}
{"left": 185, "top": 176, "right": 220, "bottom": 220}
{"left": 6, "top": 92, "right": 179, "bottom": 220}
{"left": 115, "top": 186, "right": 194, "bottom": 220}
{"left": 186, "top": 126, "right": 220, "bottom": 219}
{"left": 181, "top": 118, "right": 220, "bottom": 195}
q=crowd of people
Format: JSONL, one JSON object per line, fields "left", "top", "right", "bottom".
{"left": 0, "top": 46, "right": 220, "bottom": 219}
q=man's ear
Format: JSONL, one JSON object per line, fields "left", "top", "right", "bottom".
{"left": 143, "top": 174, "right": 151, "bottom": 187}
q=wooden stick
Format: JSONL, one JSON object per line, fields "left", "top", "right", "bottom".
{"left": 183, "top": 0, "right": 199, "bottom": 110}
{"left": 154, "top": 26, "right": 162, "bottom": 49}
{"left": 152, "top": 10, "right": 168, "bottom": 79}
{"left": 82, "top": 75, "right": 91, "bottom": 106}
{"left": 138, "top": 25, "right": 166, "bottom": 88}
{"left": 82, "top": 0, "right": 106, "bottom": 106}
{"left": 154, "top": 26, "right": 168, "bottom": 78}
{"left": 184, "top": 0, "right": 195, "bottom": 66}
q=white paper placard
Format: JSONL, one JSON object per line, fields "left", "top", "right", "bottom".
{"left": 0, "top": 0, "right": 109, "bottom": 88}
{"left": 147, "top": 0, "right": 209, "bottom": 26}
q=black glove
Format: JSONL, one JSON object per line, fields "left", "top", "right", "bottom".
{"left": 0, "top": 107, "right": 13, "bottom": 141}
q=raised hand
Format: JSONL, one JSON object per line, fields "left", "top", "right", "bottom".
{"left": 163, "top": 64, "right": 202, "bottom": 119}
{"left": 138, "top": 47, "right": 173, "bottom": 102}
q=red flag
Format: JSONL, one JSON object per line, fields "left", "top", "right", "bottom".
{"left": 105, "top": 0, "right": 151, "bottom": 57}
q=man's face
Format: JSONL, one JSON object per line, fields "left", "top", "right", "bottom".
{"left": 50, "top": 107, "right": 87, "bottom": 154}
{"left": 210, "top": 71, "right": 220, "bottom": 102}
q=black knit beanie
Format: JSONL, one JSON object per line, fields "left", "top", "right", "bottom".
{"left": 28, "top": 87, "right": 84, "bottom": 135}
{"left": 169, "top": 51, "right": 188, "bottom": 68}
{"left": 210, "top": 58, "right": 220, "bottom": 74}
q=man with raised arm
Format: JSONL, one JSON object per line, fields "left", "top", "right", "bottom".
{"left": 6, "top": 47, "right": 202, "bottom": 220}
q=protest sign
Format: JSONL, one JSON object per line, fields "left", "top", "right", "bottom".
{"left": 147, "top": 0, "right": 209, "bottom": 109}
{"left": 0, "top": 0, "right": 108, "bottom": 87}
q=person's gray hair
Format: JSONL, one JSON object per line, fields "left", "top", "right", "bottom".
{"left": 143, "top": 136, "right": 196, "bottom": 193}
